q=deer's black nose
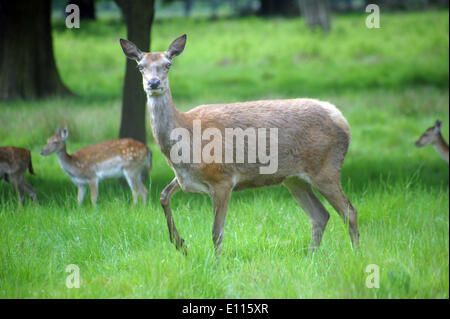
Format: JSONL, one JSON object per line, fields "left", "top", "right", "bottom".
{"left": 149, "top": 78, "right": 160, "bottom": 89}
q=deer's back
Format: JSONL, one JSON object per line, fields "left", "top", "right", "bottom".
{"left": 184, "top": 98, "right": 351, "bottom": 169}
{"left": 72, "top": 139, "right": 147, "bottom": 163}
{"left": 0, "top": 147, "right": 31, "bottom": 174}
{"left": 186, "top": 98, "right": 349, "bottom": 134}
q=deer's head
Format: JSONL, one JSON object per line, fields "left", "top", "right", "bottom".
{"left": 119, "top": 34, "right": 187, "bottom": 96}
{"left": 415, "top": 120, "right": 442, "bottom": 147}
{"left": 40, "top": 126, "right": 69, "bottom": 156}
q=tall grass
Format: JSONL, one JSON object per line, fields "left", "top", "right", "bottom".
{"left": 0, "top": 11, "right": 448, "bottom": 298}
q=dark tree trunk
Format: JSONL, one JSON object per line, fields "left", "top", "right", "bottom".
{"left": 258, "top": 0, "right": 300, "bottom": 16}
{"left": 115, "top": 0, "right": 155, "bottom": 145}
{"left": 0, "top": 0, "right": 71, "bottom": 101}
{"left": 184, "top": 0, "right": 194, "bottom": 17}
{"left": 67, "top": 0, "right": 96, "bottom": 20}
{"left": 210, "top": 0, "right": 219, "bottom": 20}
{"left": 299, "top": 0, "right": 331, "bottom": 33}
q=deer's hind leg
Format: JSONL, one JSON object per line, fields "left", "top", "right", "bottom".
{"left": 124, "top": 169, "right": 139, "bottom": 205}
{"left": 136, "top": 172, "right": 148, "bottom": 205}
{"left": 284, "top": 176, "right": 330, "bottom": 252}
{"left": 89, "top": 179, "right": 99, "bottom": 205}
{"left": 9, "top": 173, "right": 25, "bottom": 205}
{"left": 312, "top": 172, "right": 360, "bottom": 248}
{"left": 23, "top": 182, "right": 37, "bottom": 203}
{"left": 211, "top": 183, "right": 233, "bottom": 257}
{"left": 77, "top": 184, "right": 87, "bottom": 206}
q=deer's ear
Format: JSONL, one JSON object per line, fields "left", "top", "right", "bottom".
{"left": 61, "top": 127, "right": 69, "bottom": 141}
{"left": 120, "top": 38, "right": 144, "bottom": 61}
{"left": 55, "top": 126, "right": 62, "bottom": 135}
{"left": 165, "top": 34, "right": 187, "bottom": 60}
{"left": 434, "top": 120, "right": 443, "bottom": 133}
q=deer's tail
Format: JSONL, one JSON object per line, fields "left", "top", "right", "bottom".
{"left": 146, "top": 146, "right": 152, "bottom": 170}
{"left": 28, "top": 152, "right": 36, "bottom": 175}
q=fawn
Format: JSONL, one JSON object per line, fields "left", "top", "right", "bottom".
{"left": 0, "top": 146, "right": 37, "bottom": 204}
{"left": 40, "top": 126, "right": 151, "bottom": 206}
{"left": 415, "top": 120, "right": 449, "bottom": 164}
{"left": 120, "top": 34, "right": 359, "bottom": 255}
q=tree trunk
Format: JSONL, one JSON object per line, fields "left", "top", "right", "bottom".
{"left": 67, "top": 0, "right": 96, "bottom": 20}
{"left": 299, "top": 0, "right": 331, "bottom": 33}
{"left": 258, "top": 0, "right": 300, "bottom": 16}
{"left": 211, "top": 0, "right": 219, "bottom": 20}
{"left": 184, "top": 0, "right": 194, "bottom": 17}
{"left": 115, "top": 0, "right": 155, "bottom": 145}
{"left": 0, "top": 0, "right": 71, "bottom": 101}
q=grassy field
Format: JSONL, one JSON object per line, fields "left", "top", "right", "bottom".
{"left": 0, "top": 11, "right": 449, "bottom": 298}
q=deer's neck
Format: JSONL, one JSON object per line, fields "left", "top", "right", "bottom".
{"left": 434, "top": 134, "right": 449, "bottom": 163}
{"left": 56, "top": 144, "right": 78, "bottom": 175}
{"left": 147, "top": 89, "right": 185, "bottom": 157}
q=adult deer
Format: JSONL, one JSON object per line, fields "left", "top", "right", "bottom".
{"left": 0, "top": 146, "right": 37, "bottom": 204}
{"left": 415, "top": 120, "right": 449, "bottom": 164}
{"left": 40, "top": 126, "right": 151, "bottom": 206}
{"left": 120, "top": 34, "right": 359, "bottom": 255}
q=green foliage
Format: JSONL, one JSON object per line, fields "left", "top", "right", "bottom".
{"left": 50, "top": 11, "right": 449, "bottom": 102}
{"left": 0, "top": 11, "right": 448, "bottom": 298}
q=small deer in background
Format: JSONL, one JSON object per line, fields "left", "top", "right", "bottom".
{"left": 120, "top": 34, "right": 359, "bottom": 256}
{"left": 0, "top": 147, "right": 37, "bottom": 204}
{"left": 415, "top": 120, "right": 449, "bottom": 164}
{"left": 40, "top": 126, "right": 151, "bottom": 206}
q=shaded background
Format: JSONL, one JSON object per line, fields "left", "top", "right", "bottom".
{"left": 1, "top": 0, "right": 448, "bottom": 145}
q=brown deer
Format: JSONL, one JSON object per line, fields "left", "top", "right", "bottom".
{"left": 120, "top": 34, "right": 359, "bottom": 255}
{"left": 0, "top": 146, "right": 37, "bottom": 204}
{"left": 40, "top": 126, "right": 151, "bottom": 206}
{"left": 415, "top": 120, "right": 449, "bottom": 164}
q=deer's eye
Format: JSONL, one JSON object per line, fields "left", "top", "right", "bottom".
{"left": 137, "top": 65, "right": 144, "bottom": 71}
{"left": 166, "top": 63, "right": 171, "bottom": 69}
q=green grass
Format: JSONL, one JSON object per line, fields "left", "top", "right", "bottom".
{"left": 0, "top": 11, "right": 449, "bottom": 298}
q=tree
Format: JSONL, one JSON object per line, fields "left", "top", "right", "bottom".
{"left": 258, "top": 0, "right": 300, "bottom": 16}
{"left": 299, "top": 0, "right": 331, "bottom": 33}
{"left": 114, "top": 0, "right": 155, "bottom": 145}
{"left": 0, "top": 0, "right": 71, "bottom": 101}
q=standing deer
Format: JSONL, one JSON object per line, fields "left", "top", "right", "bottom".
{"left": 0, "top": 147, "right": 37, "bottom": 204}
{"left": 415, "top": 120, "right": 449, "bottom": 164}
{"left": 40, "top": 126, "right": 151, "bottom": 206}
{"left": 120, "top": 34, "right": 359, "bottom": 255}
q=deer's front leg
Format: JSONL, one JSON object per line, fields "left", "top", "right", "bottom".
{"left": 211, "top": 184, "right": 232, "bottom": 257}
{"left": 160, "top": 178, "right": 185, "bottom": 252}
{"left": 89, "top": 179, "right": 98, "bottom": 205}
{"left": 10, "top": 174, "right": 24, "bottom": 205}
{"left": 77, "top": 184, "right": 87, "bottom": 206}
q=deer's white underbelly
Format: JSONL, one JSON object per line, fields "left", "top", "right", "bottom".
{"left": 95, "top": 156, "right": 124, "bottom": 179}
{"left": 71, "top": 176, "right": 88, "bottom": 185}
{"left": 174, "top": 167, "right": 210, "bottom": 194}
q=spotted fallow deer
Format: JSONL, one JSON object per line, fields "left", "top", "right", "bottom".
{"left": 120, "top": 34, "right": 359, "bottom": 255}
{"left": 415, "top": 120, "right": 449, "bottom": 164}
{"left": 0, "top": 146, "right": 37, "bottom": 204}
{"left": 40, "top": 126, "right": 151, "bottom": 206}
